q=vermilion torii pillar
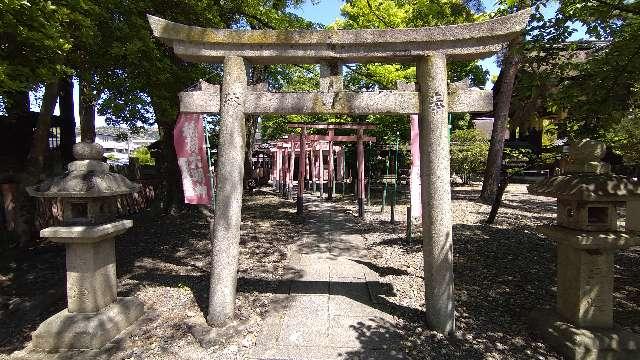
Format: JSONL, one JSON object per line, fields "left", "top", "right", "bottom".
{"left": 328, "top": 130, "right": 335, "bottom": 200}
{"left": 149, "top": 8, "right": 530, "bottom": 332}
{"left": 288, "top": 138, "right": 296, "bottom": 200}
{"left": 297, "top": 128, "right": 306, "bottom": 214}
{"left": 311, "top": 147, "right": 317, "bottom": 193}
{"left": 319, "top": 144, "right": 324, "bottom": 199}
{"left": 356, "top": 128, "right": 365, "bottom": 217}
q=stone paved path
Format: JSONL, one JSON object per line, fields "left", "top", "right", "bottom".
{"left": 251, "top": 197, "right": 409, "bottom": 359}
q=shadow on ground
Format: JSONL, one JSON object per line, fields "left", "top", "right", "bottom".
{"left": 0, "top": 190, "right": 304, "bottom": 356}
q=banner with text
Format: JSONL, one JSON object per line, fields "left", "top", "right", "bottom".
{"left": 174, "top": 112, "right": 212, "bottom": 204}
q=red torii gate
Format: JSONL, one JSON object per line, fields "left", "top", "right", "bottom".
{"left": 287, "top": 123, "right": 376, "bottom": 217}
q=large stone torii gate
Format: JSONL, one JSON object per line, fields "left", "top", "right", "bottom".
{"left": 148, "top": 9, "right": 530, "bottom": 334}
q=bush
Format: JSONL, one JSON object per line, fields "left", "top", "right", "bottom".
{"left": 130, "top": 146, "right": 154, "bottom": 165}
{"left": 450, "top": 129, "right": 489, "bottom": 184}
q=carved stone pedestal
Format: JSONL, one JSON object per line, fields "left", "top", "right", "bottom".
{"left": 530, "top": 310, "right": 640, "bottom": 360}
{"left": 530, "top": 226, "right": 640, "bottom": 360}
{"left": 31, "top": 221, "right": 144, "bottom": 351}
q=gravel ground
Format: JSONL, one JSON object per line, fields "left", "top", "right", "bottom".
{"left": 2, "top": 184, "right": 639, "bottom": 360}
{"left": 335, "top": 183, "right": 640, "bottom": 359}
{"left": 2, "top": 190, "right": 303, "bottom": 359}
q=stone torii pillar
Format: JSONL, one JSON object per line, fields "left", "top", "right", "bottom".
{"left": 208, "top": 56, "right": 247, "bottom": 326}
{"left": 417, "top": 54, "right": 454, "bottom": 333}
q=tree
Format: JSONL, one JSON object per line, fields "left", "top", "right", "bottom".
{"left": 1, "top": 0, "right": 313, "bottom": 242}
{"left": 259, "top": 0, "right": 491, "bottom": 146}
{"left": 479, "top": 0, "right": 543, "bottom": 204}
{"left": 480, "top": 36, "right": 524, "bottom": 203}
{"left": 131, "top": 146, "right": 155, "bottom": 166}
{"left": 450, "top": 129, "right": 490, "bottom": 184}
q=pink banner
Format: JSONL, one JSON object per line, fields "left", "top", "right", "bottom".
{"left": 174, "top": 113, "right": 212, "bottom": 204}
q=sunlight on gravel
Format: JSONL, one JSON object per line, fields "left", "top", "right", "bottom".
{"left": 4, "top": 185, "right": 639, "bottom": 360}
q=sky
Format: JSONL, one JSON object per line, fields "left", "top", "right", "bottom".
{"left": 33, "top": 0, "right": 590, "bottom": 127}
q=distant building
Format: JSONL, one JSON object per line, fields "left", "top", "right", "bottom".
{"left": 76, "top": 127, "right": 159, "bottom": 165}
{"left": 472, "top": 117, "right": 509, "bottom": 140}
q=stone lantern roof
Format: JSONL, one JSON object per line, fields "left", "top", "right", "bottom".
{"left": 528, "top": 139, "right": 640, "bottom": 201}
{"left": 27, "top": 142, "right": 140, "bottom": 198}
{"left": 528, "top": 173, "right": 640, "bottom": 201}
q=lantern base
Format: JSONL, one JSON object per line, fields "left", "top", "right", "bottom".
{"left": 31, "top": 297, "right": 144, "bottom": 351}
{"left": 529, "top": 309, "right": 640, "bottom": 360}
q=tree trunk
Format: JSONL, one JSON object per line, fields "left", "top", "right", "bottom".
{"left": 79, "top": 74, "right": 96, "bottom": 143}
{"left": 157, "top": 119, "right": 184, "bottom": 214}
{"left": 4, "top": 91, "right": 30, "bottom": 123}
{"left": 480, "top": 37, "right": 523, "bottom": 204}
{"left": 58, "top": 77, "right": 76, "bottom": 164}
{"left": 243, "top": 66, "right": 265, "bottom": 191}
{"left": 15, "top": 81, "right": 59, "bottom": 246}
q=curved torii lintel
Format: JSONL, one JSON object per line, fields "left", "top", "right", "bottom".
{"left": 147, "top": 9, "right": 531, "bottom": 64}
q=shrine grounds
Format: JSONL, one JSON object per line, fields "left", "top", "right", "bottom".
{"left": 2, "top": 184, "right": 639, "bottom": 359}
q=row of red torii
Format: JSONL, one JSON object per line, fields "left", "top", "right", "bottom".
{"left": 148, "top": 9, "right": 531, "bottom": 334}
{"left": 271, "top": 123, "right": 377, "bottom": 218}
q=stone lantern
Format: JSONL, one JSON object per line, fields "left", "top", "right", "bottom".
{"left": 27, "top": 142, "right": 144, "bottom": 351}
{"left": 528, "top": 140, "right": 640, "bottom": 360}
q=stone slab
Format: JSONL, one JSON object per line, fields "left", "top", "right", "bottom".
{"left": 299, "top": 254, "right": 337, "bottom": 266}
{"left": 286, "top": 295, "right": 329, "bottom": 317}
{"left": 249, "top": 345, "right": 364, "bottom": 360}
{"left": 290, "top": 280, "right": 330, "bottom": 295}
{"left": 328, "top": 315, "right": 403, "bottom": 349}
{"left": 296, "top": 264, "right": 330, "bottom": 281}
{"left": 329, "top": 281, "right": 371, "bottom": 302}
{"left": 329, "top": 260, "right": 368, "bottom": 280}
{"left": 328, "top": 296, "right": 390, "bottom": 318}
{"left": 277, "top": 317, "right": 330, "bottom": 347}
{"left": 529, "top": 309, "right": 640, "bottom": 360}
{"left": 31, "top": 297, "right": 144, "bottom": 351}
{"left": 40, "top": 220, "right": 133, "bottom": 243}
